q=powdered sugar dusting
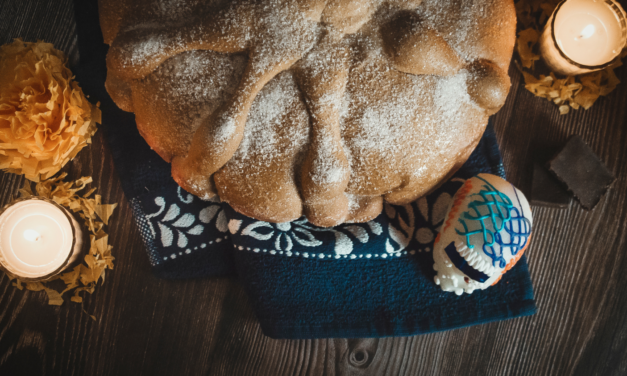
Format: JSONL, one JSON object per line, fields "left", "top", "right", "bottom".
{"left": 251, "top": 1, "right": 319, "bottom": 75}
{"left": 434, "top": 69, "right": 475, "bottom": 123}
{"left": 214, "top": 113, "right": 239, "bottom": 144}
{"left": 345, "top": 193, "right": 361, "bottom": 212}
{"left": 343, "top": 57, "right": 432, "bottom": 159}
{"left": 163, "top": 51, "right": 245, "bottom": 114}
{"left": 110, "top": 0, "right": 509, "bottom": 222}
{"left": 151, "top": 0, "right": 210, "bottom": 20}
{"left": 311, "top": 126, "right": 347, "bottom": 185}
{"left": 232, "top": 71, "right": 308, "bottom": 166}
{"left": 312, "top": 157, "right": 346, "bottom": 184}
{"left": 128, "top": 34, "right": 169, "bottom": 67}
{"left": 416, "top": 0, "right": 510, "bottom": 66}
{"left": 142, "top": 50, "right": 245, "bottom": 127}
{"left": 132, "top": 50, "right": 246, "bottom": 157}
{"left": 339, "top": 37, "right": 486, "bottom": 197}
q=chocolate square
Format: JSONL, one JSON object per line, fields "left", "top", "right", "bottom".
{"left": 531, "top": 163, "right": 571, "bottom": 208}
{"left": 548, "top": 135, "right": 615, "bottom": 210}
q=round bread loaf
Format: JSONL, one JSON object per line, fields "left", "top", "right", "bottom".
{"left": 100, "top": 0, "right": 516, "bottom": 227}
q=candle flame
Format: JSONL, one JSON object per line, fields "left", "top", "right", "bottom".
{"left": 576, "top": 24, "right": 596, "bottom": 40}
{"left": 23, "top": 229, "right": 41, "bottom": 242}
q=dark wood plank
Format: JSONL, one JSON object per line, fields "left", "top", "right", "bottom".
{"left": 1, "top": 0, "right": 627, "bottom": 375}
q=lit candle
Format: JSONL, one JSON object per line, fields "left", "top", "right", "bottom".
{"left": 539, "top": 0, "right": 627, "bottom": 75}
{"left": 0, "top": 197, "right": 83, "bottom": 281}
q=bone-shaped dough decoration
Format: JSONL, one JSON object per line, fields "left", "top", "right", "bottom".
{"left": 101, "top": 0, "right": 516, "bottom": 227}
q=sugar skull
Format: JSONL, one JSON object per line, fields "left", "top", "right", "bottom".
{"left": 433, "top": 174, "right": 532, "bottom": 295}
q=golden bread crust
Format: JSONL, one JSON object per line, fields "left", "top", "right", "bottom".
{"left": 101, "top": 0, "right": 516, "bottom": 227}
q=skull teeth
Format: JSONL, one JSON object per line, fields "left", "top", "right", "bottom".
{"left": 454, "top": 242, "right": 498, "bottom": 277}
{"left": 476, "top": 259, "right": 484, "bottom": 271}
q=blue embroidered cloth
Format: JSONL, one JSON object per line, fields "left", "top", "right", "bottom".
{"left": 73, "top": 0, "right": 536, "bottom": 339}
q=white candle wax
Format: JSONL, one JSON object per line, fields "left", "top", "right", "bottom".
{"left": 0, "top": 198, "right": 83, "bottom": 280}
{"left": 540, "top": 0, "right": 627, "bottom": 75}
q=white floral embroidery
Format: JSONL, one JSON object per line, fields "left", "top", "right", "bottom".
{"left": 312, "top": 219, "right": 385, "bottom": 255}
{"left": 367, "top": 221, "right": 383, "bottom": 235}
{"left": 238, "top": 218, "right": 385, "bottom": 256}
{"left": 333, "top": 232, "right": 353, "bottom": 255}
{"left": 415, "top": 227, "right": 435, "bottom": 244}
{"left": 199, "top": 205, "right": 228, "bottom": 232}
{"left": 228, "top": 219, "right": 242, "bottom": 234}
{"left": 242, "top": 221, "right": 274, "bottom": 241}
{"left": 385, "top": 203, "right": 415, "bottom": 254}
{"left": 178, "top": 186, "right": 194, "bottom": 204}
{"left": 414, "top": 191, "right": 453, "bottom": 247}
{"left": 344, "top": 226, "right": 369, "bottom": 243}
{"left": 241, "top": 219, "right": 323, "bottom": 252}
{"left": 145, "top": 185, "right": 457, "bottom": 258}
{"left": 145, "top": 187, "right": 228, "bottom": 248}
{"left": 150, "top": 201, "right": 198, "bottom": 248}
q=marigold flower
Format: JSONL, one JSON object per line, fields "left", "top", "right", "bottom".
{"left": 0, "top": 39, "right": 100, "bottom": 181}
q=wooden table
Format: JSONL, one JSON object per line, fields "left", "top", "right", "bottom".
{"left": 1, "top": 1, "right": 626, "bottom": 375}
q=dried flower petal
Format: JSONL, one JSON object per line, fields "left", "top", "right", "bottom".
{"left": 95, "top": 203, "right": 118, "bottom": 225}
{"left": 44, "top": 288, "right": 64, "bottom": 306}
{"left": 25, "top": 282, "right": 45, "bottom": 291}
{"left": 517, "top": 28, "right": 541, "bottom": 69}
{"left": 59, "top": 265, "right": 81, "bottom": 293}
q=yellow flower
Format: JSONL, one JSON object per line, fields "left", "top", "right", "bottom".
{"left": 0, "top": 39, "right": 100, "bottom": 181}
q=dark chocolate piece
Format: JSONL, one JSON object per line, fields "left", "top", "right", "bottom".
{"left": 531, "top": 163, "right": 571, "bottom": 208}
{"left": 548, "top": 135, "right": 615, "bottom": 210}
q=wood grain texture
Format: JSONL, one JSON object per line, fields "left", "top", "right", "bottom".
{"left": 1, "top": 0, "right": 627, "bottom": 375}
